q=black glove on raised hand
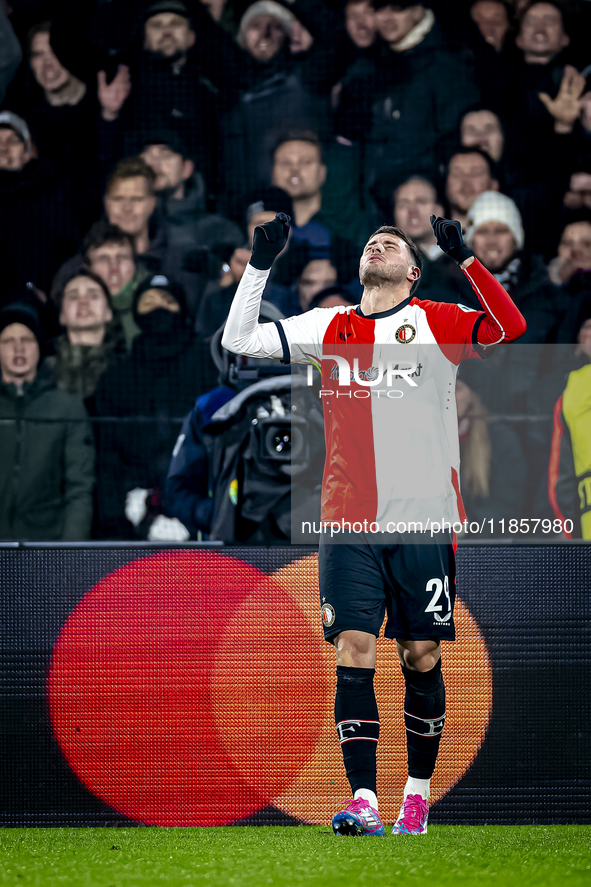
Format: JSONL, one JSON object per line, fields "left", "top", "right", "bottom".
{"left": 250, "top": 212, "right": 291, "bottom": 271}
{"left": 430, "top": 215, "right": 473, "bottom": 264}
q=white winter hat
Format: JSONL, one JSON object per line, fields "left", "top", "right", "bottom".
{"left": 0, "top": 111, "right": 31, "bottom": 153}
{"left": 465, "top": 191, "right": 524, "bottom": 251}
{"left": 238, "top": 0, "right": 294, "bottom": 45}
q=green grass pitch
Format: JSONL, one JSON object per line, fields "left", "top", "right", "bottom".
{"left": 1, "top": 826, "right": 590, "bottom": 886}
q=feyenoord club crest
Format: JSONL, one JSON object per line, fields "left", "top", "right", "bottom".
{"left": 395, "top": 323, "right": 416, "bottom": 343}
{"left": 321, "top": 603, "right": 336, "bottom": 627}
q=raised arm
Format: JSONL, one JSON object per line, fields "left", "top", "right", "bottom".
{"left": 221, "top": 214, "right": 290, "bottom": 359}
{"left": 460, "top": 256, "right": 527, "bottom": 348}
{"left": 430, "top": 215, "right": 527, "bottom": 351}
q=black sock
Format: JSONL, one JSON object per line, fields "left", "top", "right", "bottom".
{"left": 334, "top": 666, "right": 379, "bottom": 795}
{"left": 402, "top": 658, "right": 446, "bottom": 779}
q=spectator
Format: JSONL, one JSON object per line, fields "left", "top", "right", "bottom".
{"left": 345, "top": 0, "right": 377, "bottom": 49}
{"left": 330, "top": 2, "right": 378, "bottom": 146}
{"left": 0, "top": 301, "right": 94, "bottom": 541}
{"left": 515, "top": 0, "right": 570, "bottom": 66}
{"left": 0, "top": 111, "right": 32, "bottom": 172}
{"left": 103, "top": 156, "right": 157, "bottom": 258}
{"left": 456, "top": 376, "right": 526, "bottom": 534}
{"left": 271, "top": 134, "right": 360, "bottom": 259}
{"left": 17, "top": 21, "right": 89, "bottom": 159}
{"left": 467, "top": 1, "right": 518, "bottom": 106}
{"left": 83, "top": 223, "right": 146, "bottom": 349}
{"left": 297, "top": 258, "right": 338, "bottom": 313}
{"left": 394, "top": 175, "right": 444, "bottom": 260}
{"left": 141, "top": 132, "right": 197, "bottom": 200}
{"left": 548, "top": 215, "right": 591, "bottom": 286}
{"left": 267, "top": 252, "right": 340, "bottom": 316}
{"left": 0, "top": 110, "right": 78, "bottom": 295}
{"left": 336, "top": 0, "right": 481, "bottom": 199}
{"left": 48, "top": 269, "right": 125, "bottom": 401}
{"left": 458, "top": 106, "right": 544, "bottom": 216}
{"left": 470, "top": 0, "right": 513, "bottom": 53}
{"left": 6, "top": 19, "right": 121, "bottom": 229}
{"left": 393, "top": 175, "right": 479, "bottom": 307}
{"left": 217, "top": 0, "right": 339, "bottom": 211}
{"left": 549, "top": 307, "right": 591, "bottom": 539}
{"left": 272, "top": 135, "right": 328, "bottom": 252}
{"left": 445, "top": 147, "right": 500, "bottom": 232}
{"left": 505, "top": 1, "right": 587, "bottom": 253}
{"left": 94, "top": 273, "right": 218, "bottom": 539}
{"left": 466, "top": 189, "right": 566, "bottom": 342}
{"left": 195, "top": 186, "right": 293, "bottom": 339}
{"left": 460, "top": 108, "right": 505, "bottom": 163}
{"left": 0, "top": 2, "right": 21, "bottom": 106}
{"left": 195, "top": 246, "right": 251, "bottom": 340}
{"left": 103, "top": 155, "right": 205, "bottom": 317}
{"left": 550, "top": 214, "right": 591, "bottom": 343}
{"left": 51, "top": 221, "right": 148, "bottom": 351}
{"left": 289, "top": 13, "right": 314, "bottom": 55}
{"left": 563, "top": 169, "right": 591, "bottom": 212}
{"left": 103, "top": 0, "right": 219, "bottom": 188}
{"left": 196, "top": 183, "right": 299, "bottom": 338}
{"left": 514, "top": 3, "right": 585, "bottom": 134}
{"left": 237, "top": 0, "right": 294, "bottom": 62}
{"left": 140, "top": 130, "right": 243, "bottom": 308}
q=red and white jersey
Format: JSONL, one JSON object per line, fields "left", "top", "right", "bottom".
{"left": 222, "top": 258, "right": 527, "bottom": 531}
{"left": 274, "top": 260, "right": 525, "bottom": 529}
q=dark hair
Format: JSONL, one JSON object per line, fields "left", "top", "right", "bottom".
{"left": 446, "top": 145, "right": 500, "bottom": 183}
{"left": 83, "top": 221, "right": 136, "bottom": 261}
{"left": 273, "top": 131, "right": 323, "bottom": 163}
{"left": 459, "top": 105, "right": 506, "bottom": 135}
{"left": 26, "top": 21, "right": 51, "bottom": 58}
{"left": 367, "top": 225, "right": 423, "bottom": 273}
{"left": 470, "top": 0, "right": 514, "bottom": 23}
{"left": 393, "top": 175, "right": 442, "bottom": 207}
{"left": 555, "top": 209, "right": 591, "bottom": 252}
{"left": 518, "top": 0, "right": 569, "bottom": 31}
{"left": 55, "top": 267, "right": 112, "bottom": 312}
{"left": 309, "top": 285, "right": 355, "bottom": 310}
{"left": 105, "top": 156, "right": 157, "bottom": 196}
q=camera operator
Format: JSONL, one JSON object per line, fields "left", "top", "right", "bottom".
{"left": 166, "top": 301, "right": 324, "bottom": 543}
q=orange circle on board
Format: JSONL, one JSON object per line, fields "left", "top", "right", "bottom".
{"left": 210, "top": 589, "right": 329, "bottom": 799}
{"left": 270, "top": 555, "right": 493, "bottom": 825}
{"left": 48, "top": 551, "right": 327, "bottom": 826}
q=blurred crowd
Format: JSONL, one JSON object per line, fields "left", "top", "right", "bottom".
{"left": 0, "top": 0, "right": 590, "bottom": 541}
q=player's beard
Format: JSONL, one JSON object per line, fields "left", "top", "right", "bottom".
{"left": 360, "top": 260, "right": 408, "bottom": 288}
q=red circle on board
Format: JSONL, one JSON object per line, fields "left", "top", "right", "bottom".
{"left": 47, "top": 551, "right": 327, "bottom": 826}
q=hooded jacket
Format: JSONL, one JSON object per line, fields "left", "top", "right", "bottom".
{"left": 0, "top": 363, "right": 95, "bottom": 540}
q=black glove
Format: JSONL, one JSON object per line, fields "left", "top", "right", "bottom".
{"left": 430, "top": 215, "right": 473, "bottom": 264}
{"left": 250, "top": 212, "right": 291, "bottom": 271}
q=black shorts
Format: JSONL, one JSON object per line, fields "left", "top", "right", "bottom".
{"left": 318, "top": 534, "right": 456, "bottom": 643}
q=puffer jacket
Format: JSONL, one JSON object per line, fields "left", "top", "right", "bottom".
{"left": 0, "top": 364, "right": 95, "bottom": 540}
